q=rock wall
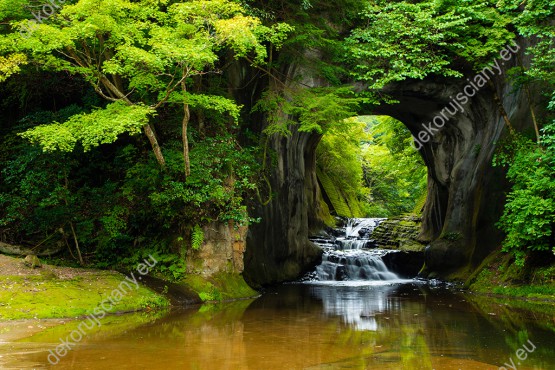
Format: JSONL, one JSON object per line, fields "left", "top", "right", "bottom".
{"left": 187, "top": 222, "right": 248, "bottom": 278}
{"left": 372, "top": 215, "right": 426, "bottom": 252}
{"left": 242, "top": 124, "right": 323, "bottom": 286}
{"left": 239, "top": 63, "right": 325, "bottom": 286}
{"left": 373, "top": 39, "right": 537, "bottom": 277}
{"left": 236, "top": 37, "right": 538, "bottom": 284}
{"left": 371, "top": 216, "right": 426, "bottom": 278}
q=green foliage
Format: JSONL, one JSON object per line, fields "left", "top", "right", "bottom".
{"left": 20, "top": 102, "right": 153, "bottom": 152}
{"left": 2, "top": 0, "right": 291, "bottom": 177}
{"left": 315, "top": 115, "right": 427, "bottom": 218}
{"left": 316, "top": 116, "right": 368, "bottom": 217}
{"left": 362, "top": 116, "right": 427, "bottom": 217}
{"left": 254, "top": 87, "right": 362, "bottom": 137}
{"left": 146, "top": 134, "right": 260, "bottom": 226}
{"left": 493, "top": 127, "right": 555, "bottom": 266}
{"left": 317, "top": 117, "right": 367, "bottom": 192}
{"left": 191, "top": 225, "right": 204, "bottom": 250}
{"left": 0, "top": 0, "right": 273, "bottom": 273}
{"left": 0, "top": 53, "right": 26, "bottom": 82}
{"left": 346, "top": 0, "right": 514, "bottom": 89}
{"left": 1, "top": 0, "right": 554, "bottom": 283}
{"left": 499, "top": 0, "right": 554, "bottom": 84}
{"left": 492, "top": 0, "right": 555, "bottom": 267}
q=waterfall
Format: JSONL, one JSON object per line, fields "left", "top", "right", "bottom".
{"left": 306, "top": 218, "right": 401, "bottom": 282}
{"left": 315, "top": 250, "right": 399, "bottom": 281}
{"left": 344, "top": 218, "right": 385, "bottom": 238}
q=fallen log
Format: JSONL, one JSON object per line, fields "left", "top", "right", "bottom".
{"left": 0, "top": 241, "right": 63, "bottom": 256}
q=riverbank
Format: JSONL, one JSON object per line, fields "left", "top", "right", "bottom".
{"left": 464, "top": 249, "right": 555, "bottom": 315}
{"left": 0, "top": 254, "right": 169, "bottom": 320}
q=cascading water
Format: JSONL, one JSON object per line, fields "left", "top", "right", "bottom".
{"left": 316, "top": 250, "right": 399, "bottom": 281}
{"left": 306, "top": 218, "right": 402, "bottom": 282}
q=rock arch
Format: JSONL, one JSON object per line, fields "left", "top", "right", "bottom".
{"left": 239, "top": 41, "right": 535, "bottom": 286}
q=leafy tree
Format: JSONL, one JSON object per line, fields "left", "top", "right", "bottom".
{"left": 3, "top": 0, "right": 291, "bottom": 175}
{"left": 493, "top": 0, "right": 555, "bottom": 265}
{"left": 345, "top": 0, "right": 514, "bottom": 89}
{"left": 494, "top": 126, "right": 555, "bottom": 266}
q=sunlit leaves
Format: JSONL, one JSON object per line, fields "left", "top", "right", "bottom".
{"left": 346, "top": 0, "right": 514, "bottom": 88}
{"left": 0, "top": 53, "right": 27, "bottom": 82}
{"left": 361, "top": 116, "right": 427, "bottom": 216}
{"left": 255, "top": 87, "right": 361, "bottom": 136}
{"left": 20, "top": 102, "right": 154, "bottom": 152}
{"left": 316, "top": 116, "right": 368, "bottom": 202}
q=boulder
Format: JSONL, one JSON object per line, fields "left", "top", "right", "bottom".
{"left": 23, "top": 255, "right": 41, "bottom": 268}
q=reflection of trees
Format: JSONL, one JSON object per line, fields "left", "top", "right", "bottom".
{"left": 465, "top": 293, "right": 555, "bottom": 369}
{"left": 303, "top": 283, "right": 552, "bottom": 369}
{"left": 14, "top": 284, "right": 555, "bottom": 369}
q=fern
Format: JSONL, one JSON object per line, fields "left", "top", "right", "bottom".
{"left": 191, "top": 225, "right": 204, "bottom": 250}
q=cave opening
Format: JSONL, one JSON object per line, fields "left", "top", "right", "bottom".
{"left": 315, "top": 115, "right": 428, "bottom": 220}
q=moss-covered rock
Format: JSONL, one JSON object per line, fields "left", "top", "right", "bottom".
{"left": 316, "top": 167, "right": 363, "bottom": 218}
{"left": 372, "top": 214, "right": 426, "bottom": 252}
{"left": 183, "top": 272, "right": 258, "bottom": 302}
{"left": 23, "top": 255, "right": 41, "bottom": 268}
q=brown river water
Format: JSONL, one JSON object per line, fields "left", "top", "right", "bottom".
{"left": 1, "top": 281, "right": 554, "bottom": 369}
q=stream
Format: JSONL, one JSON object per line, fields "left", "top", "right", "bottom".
{"left": 1, "top": 219, "right": 554, "bottom": 369}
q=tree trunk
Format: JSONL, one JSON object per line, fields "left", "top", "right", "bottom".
{"left": 143, "top": 123, "right": 166, "bottom": 169}
{"left": 99, "top": 75, "right": 167, "bottom": 169}
{"left": 181, "top": 76, "right": 191, "bottom": 178}
{"left": 182, "top": 109, "right": 191, "bottom": 178}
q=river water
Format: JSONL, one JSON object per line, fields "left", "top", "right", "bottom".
{"left": 1, "top": 219, "right": 554, "bottom": 369}
{"left": 1, "top": 281, "right": 554, "bottom": 369}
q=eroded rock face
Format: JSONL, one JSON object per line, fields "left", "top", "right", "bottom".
{"left": 243, "top": 125, "right": 323, "bottom": 286}
{"left": 371, "top": 215, "right": 426, "bottom": 252}
{"left": 187, "top": 222, "right": 248, "bottom": 277}
{"left": 374, "top": 78, "right": 510, "bottom": 276}
{"left": 240, "top": 62, "right": 327, "bottom": 286}
{"left": 238, "top": 39, "right": 536, "bottom": 284}
{"left": 374, "top": 41, "right": 535, "bottom": 277}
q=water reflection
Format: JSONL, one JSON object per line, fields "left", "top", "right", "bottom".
{"left": 1, "top": 282, "right": 554, "bottom": 369}
{"left": 309, "top": 283, "right": 403, "bottom": 330}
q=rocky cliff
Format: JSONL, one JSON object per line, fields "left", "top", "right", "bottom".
{"left": 239, "top": 38, "right": 537, "bottom": 285}
{"left": 374, "top": 40, "right": 536, "bottom": 278}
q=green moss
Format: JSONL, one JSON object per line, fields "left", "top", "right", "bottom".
{"left": 317, "top": 198, "right": 336, "bottom": 228}
{"left": 212, "top": 273, "right": 258, "bottom": 300}
{"left": 316, "top": 167, "right": 364, "bottom": 218}
{"left": 491, "top": 285, "right": 555, "bottom": 299}
{"left": 182, "top": 273, "right": 257, "bottom": 302}
{"left": 372, "top": 215, "right": 425, "bottom": 252}
{"left": 465, "top": 249, "right": 555, "bottom": 302}
{"left": 412, "top": 192, "right": 427, "bottom": 214}
{"left": 0, "top": 272, "right": 169, "bottom": 320}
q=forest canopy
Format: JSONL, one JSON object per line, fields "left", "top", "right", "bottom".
{"left": 0, "top": 0, "right": 553, "bottom": 272}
